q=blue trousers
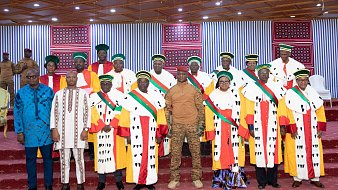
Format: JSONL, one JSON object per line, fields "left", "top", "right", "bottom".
{"left": 25, "top": 144, "right": 53, "bottom": 188}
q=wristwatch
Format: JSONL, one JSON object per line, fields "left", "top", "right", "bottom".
{"left": 84, "top": 128, "right": 89, "bottom": 132}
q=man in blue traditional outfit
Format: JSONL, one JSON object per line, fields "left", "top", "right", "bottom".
{"left": 14, "top": 68, "right": 54, "bottom": 190}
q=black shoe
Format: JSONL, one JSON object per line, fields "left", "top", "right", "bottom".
{"left": 147, "top": 185, "right": 155, "bottom": 190}
{"left": 27, "top": 188, "right": 37, "bottom": 190}
{"left": 96, "top": 182, "right": 105, "bottom": 190}
{"left": 310, "top": 181, "right": 325, "bottom": 188}
{"left": 133, "top": 184, "right": 144, "bottom": 190}
{"left": 258, "top": 184, "right": 265, "bottom": 189}
{"left": 61, "top": 184, "right": 70, "bottom": 190}
{"left": 292, "top": 181, "right": 302, "bottom": 188}
{"left": 272, "top": 183, "right": 281, "bottom": 188}
{"left": 45, "top": 185, "right": 53, "bottom": 190}
{"left": 116, "top": 181, "right": 124, "bottom": 190}
{"left": 77, "top": 183, "right": 85, "bottom": 190}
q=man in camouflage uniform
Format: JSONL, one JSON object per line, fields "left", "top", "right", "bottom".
{"left": 0, "top": 52, "right": 16, "bottom": 106}
{"left": 165, "top": 66, "right": 205, "bottom": 189}
{"left": 16, "top": 48, "right": 39, "bottom": 88}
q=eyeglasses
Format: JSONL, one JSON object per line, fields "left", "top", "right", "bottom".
{"left": 26, "top": 75, "right": 38, "bottom": 79}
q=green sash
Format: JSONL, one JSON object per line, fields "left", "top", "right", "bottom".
{"left": 149, "top": 75, "right": 169, "bottom": 94}
{"left": 291, "top": 86, "right": 311, "bottom": 106}
{"left": 97, "top": 92, "right": 122, "bottom": 112}
{"left": 255, "top": 81, "right": 278, "bottom": 105}
{"left": 243, "top": 69, "right": 258, "bottom": 82}
{"left": 205, "top": 97, "right": 238, "bottom": 127}
{"left": 129, "top": 90, "right": 157, "bottom": 120}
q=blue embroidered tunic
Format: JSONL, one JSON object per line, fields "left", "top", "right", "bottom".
{"left": 14, "top": 84, "right": 54, "bottom": 147}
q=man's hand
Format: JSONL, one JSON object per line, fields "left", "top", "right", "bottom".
{"left": 126, "top": 137, "right": 131, "bottom": 144}
{"left": 197, "top": 123, "right": 205, "bottom": 137}
{"left": 280, "top": 126, "right": 286, "bottom": 136}
{"left": 317, "top": 131, "right": 323, "bottom": 138}
{"left": 291, "top": 132, "right": 298, "bottom": 139}
{"left": 156, "top": 137, "right": 162, "bottom": 144}
{"left": 249, "top": 130, "right": 255, "bottom": 138}
{"left": 80, "top": 130, "right": 88, "bottom": 141}
{"left": 17, "top": 133, "right": 24, "bottom": 144}
{"left": 101, "top": 125, "right": 111, "bottom": 133}
{"left": 52, "top": 129, "right": 60, "bottom": 142}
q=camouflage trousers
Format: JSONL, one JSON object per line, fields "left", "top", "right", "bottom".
{"left": 170, "top": 123, "right": 202, "bottom": 181}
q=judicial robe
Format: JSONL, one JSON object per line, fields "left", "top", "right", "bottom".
{"left": 118, "top": 89, "right": 168, "bottom": 185}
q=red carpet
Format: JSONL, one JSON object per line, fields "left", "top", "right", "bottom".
{"left": 0, "top": 99, "right": 337, "bottom": 189}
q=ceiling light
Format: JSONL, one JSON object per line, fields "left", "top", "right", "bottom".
{"left": 290, "top": 15, "right": 295, "bottom": 18}
{"left": 178, "top": 8, "right": 183, "bottom": 12}
{"left": 110, "top": 9, "right": 116, "bottom": 13}
{"left": 215, "top": 1, "right": 221, "bottom": 6}
{"left": 33, "top": 3, "right": 40, "bottom": 7}
{"left": 316, "top": 3, "right": 321, "bottom": 7}
{"left": 237, "top": 11, "right": 242, "bottom": 15}
{"left": 89, "top": 18, "right": 94, "bottom": 22}
{"left": 324, "top": 11, "right": 328, "bottom": 14}
{"left": 28, "top": 20, "right": 33, "bottom": 23}
{"left": 75, "top": 6, "right": 80, "bottom": 10}
{"left": 51, "top": 17, "right": 58, "bottom": 21}
{"left": 203, "top": 16, "right": 209, "bottom": 20}
{"left": 4, "top": 8, "right": 9, "bottom": 12}
{"left": 178, "top": 19, "right": 182, "bottom": 22}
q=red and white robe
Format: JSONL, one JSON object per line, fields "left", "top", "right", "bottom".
{"left": 107, "top": 69, "right": 137, "bottom": 94}
{"left": 88, "top": 61, "right": 114, "bottom": 76}
{"left": 90, "top": 89, "right": 126, "bottom": 174}
{"left": 205, "top": 88, "right": 249, "bottom": 171}
{"left": 279, "top": 85, "right": 326, "bottom": 180}
{"left": 269, "top": 57, "right": 305, "bottom": 90}
{"left": 149, "top": 69, "right": 176, "bottom": 157}
{"left": 242, "top": 80, "right": 286, "bottom": 168}
{"left": 118, "top": 89, "right": 168, "bottom": 185}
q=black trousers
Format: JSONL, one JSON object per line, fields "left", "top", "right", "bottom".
{"left": 255, "top": 165, "right": 278, "bottom": 186}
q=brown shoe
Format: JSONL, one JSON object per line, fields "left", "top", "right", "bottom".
{"left": 310, "top": 181, "right": 325, "bottom": 188}
{"left": 292, "top": 181, "right": 302, "bottom": 188}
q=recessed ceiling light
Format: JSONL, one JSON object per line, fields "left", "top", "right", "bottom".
{"left": 178, "top": 8, "right": 183, "bottom": 12}
{"left": 316, "top": 3, "right": 321, "bottom": 7}
{"left": 75, "top": 6, "right": 80, "bottom": 10}
{"left": 178, "top": 19, "right": 182, "bottom": 22}
{"left": 110, "top": 9, "right": 116, "bottom": 13}
{"left": 33, "top": 3, "right": 40, "bottom": 7}
{"left": 290, "top": 15, "right": 295, "bottom": 18}
{"left": 324, "top": 11, "right": 328, "bottom": 14}
{"left": 51, "top": 17, "right": 58, "bottom": 21}
{"left": 203, "top": 16, "right": 209, "bottom": 20}
{"left": 215, "top": 1, "right": 221, "bottom": 6}
{"left": 237, "top": 11, "right": 242, "bottom": 15}
{"left": 4, "top": 8, "right": 9, "bottom": 12}
{"left": 89, "top": 18, "right": 94, "bottom": 22}
{"left": 28, "top": 20, "right": 33, "bottom": 23}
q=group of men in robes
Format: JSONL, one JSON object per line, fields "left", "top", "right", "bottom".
{"left": 11, "top": 42, "right": 327, "bottom": 190}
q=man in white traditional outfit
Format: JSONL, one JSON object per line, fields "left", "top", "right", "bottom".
{"left": 279, "top": 69, "right": 326, "bottom": 188}
{"left": 107, "top": 53, "right": 137, "bottom": 94}
{"left": 90, "top": 75, "right": 126, "bottom": 190}
{"left": 242, "top": 64, "right": 286, "bottom": 189}
{"left": 73, "top": 52, "right": 100, "bottom": 160}
{"left": 269, "top": 43, "right": 305, "bottom": 90}
{"left": 118, "top": 71, "right": 168, "bottom": 190}
{"left": 148, "top": 54, "right": 176, "bottom": 157}
{"left": 51, "top": 71, "right": 91, "bottom": 190}
{"left": 210, "top": 52, "right": 244, "bottom": 89}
